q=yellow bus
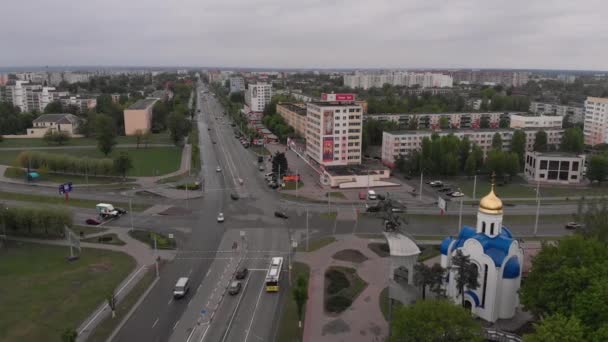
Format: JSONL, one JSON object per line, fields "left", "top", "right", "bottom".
{"left": 265, "top": 257, "right": 283, "bottom": 292}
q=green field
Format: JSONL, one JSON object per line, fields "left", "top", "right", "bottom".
{"left": 0, "top": 242, "right": 135, "bottom": 342}
{"left": 0, "top": 133, "right": 172, "bottom": 148}
{"left": 0, "top": 147, "right": 182, "bottom": 177}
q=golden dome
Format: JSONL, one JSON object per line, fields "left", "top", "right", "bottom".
{"left": 479, "top": 184, "right": 503, "bottom": 214}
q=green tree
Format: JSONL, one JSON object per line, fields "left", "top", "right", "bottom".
{"left": 272, "top": 152, "right": 288, "bottom": 177}
{"left": 560, "top": 127, "right": 585, "bottom": 153}
{"left": 485, "top": 149, "right": 506, "bottom": 178}
{"left": 292, "top": 275, "right": 308, "bottom": 326}
{"left": 534, "top": 130, "right": 548, "bottom": 152}
{"left": 113, "top": 152, "right": 133, "bottom": 179}
{"left": 576, "top": 197, "right": 608, "bottom": 243}
{"left": 95, "top": 114, "right": 117, "bottom": 156}
{"left": 459, "top": 136, "right": 471, "bottom": 170}
{"left": 439, "top": 116, "right": 450, "bottom": 129}
{"left": 413, "top": 263, "right": 444, "bottom": 300}
{"left": 167, "top": 112, "right": 190, "bottom": 146}
{"left": 152, "top": 101, "right": 170, "bottom": 132}
{"left": 464, "top": 154, "right": 477, "bottom": 177}
{"left": 391, "top": 300, "right": 483, "bottom": 342}
{"left": 133, "top": 129, "right": 144, "bottom": 148}
{"left": 511, "top": 129, "right": 527, "bottom": 166}
{"left": 142, "top": 130, "right": 152, "bottom": 148}
{"left": 43, "top": 130, "right": 71, "bottom": 146}
{"left": 451, "top": 249, "right": 480, "bottom": 307}
{"left": 479, "top": 116, "right": 490, "bottom": 129}
{"left": 587, "top": 153, "right": 608, "bottom": 184}
{"left": 61, "top": 328, "right": 78, "bottom": 342}
{"left": 504, "top": 152, "right": 520, "bottom": 180}
{"left": 525, "top": 314, "right": 586, "bottom": 342}
{"left": 491, "top": 132, "right": 503, "bottom": 150}
{"left": 44, "top": 101, "right": 63, "bottom": 113}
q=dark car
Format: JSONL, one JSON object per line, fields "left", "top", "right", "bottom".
{"left": 86, "top": 218, "right": 101, "bottom": 225}
{"left": 115, "top": 207, "right": 128, "bottom": 215}
{"left": 377, "top": 194, "right": 386, "bottom": 201}
{"left": 366, "top": 205, "right": 381, "bottom": 212}
{"left": 230, "top": 193, "right": 239, "bottom": 201}
{"left": 235, "top": 268, "right": 249, "bottom": 280}
{"left": 228, "top": 281, "right": 242, "bottom": 295}
{"left": 565, "top": 222, "right": 582, "bottom": 230}
{"left": 274, "top": 211, "right": 288, "bottom": 219}
{"left": 269, "top": 182, "right": 279, "bottom": 189}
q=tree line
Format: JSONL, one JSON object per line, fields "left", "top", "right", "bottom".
{"left": 15, "top": 150, "right": 132, "bottom": 178}
{"left": 0, "top": 206, "right": 73, "bottom": 239}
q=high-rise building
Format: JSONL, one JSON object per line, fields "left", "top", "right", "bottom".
{"left": 306, "top": 93, "right": 363, "bottom": 167}
{"left": 245, "top": 83, "right": 272, "bottom": 112}
{"left": 583, "top": 96, "right": 608, "bottom": 146}
{"left": 0, "top": 74, "right": 8, "bottom": 86}
{"left": 229, "top": 77, "right": 245, "bottom": 93}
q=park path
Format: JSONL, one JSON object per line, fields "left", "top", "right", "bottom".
{"left": 297, "top": 236, "right": 389, "bottom": 342}
{"left": 6, "top": 225, "right": 176, "bottom": 341}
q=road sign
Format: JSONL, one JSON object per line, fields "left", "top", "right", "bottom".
{"left": 59, "top": 182, "right": 73, "bottom": 195}
{"left": 200, "top": 309, "right": 207, "bottom": 316}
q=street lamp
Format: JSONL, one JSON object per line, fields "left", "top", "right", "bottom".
{"left": 533, "top": 180, "right": 541, "bottom": 236}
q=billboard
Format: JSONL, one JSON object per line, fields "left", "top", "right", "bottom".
{"left": 323, "top": 110, "right": 334, "bottom": 135}
{"left": 321, "top": 93, "right": 355, "bottom": 102}
{"left": 283, "top": 174, "right": 301, "bottom": 182}
{"left": 323, "top": 137, "right": 334, "bottom": 162}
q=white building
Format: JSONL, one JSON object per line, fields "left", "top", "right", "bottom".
{"left": 245, "top": 83, "right": 272, "bottom": 112}
{"left": 306, "top": 94, "right": 363, "bottom": 167}
{"left": 381, "top": 128, "right": 564, "bottom": 167}
{"left": 530, "top": 102, "right": 584, "bottom": 124}
{"left": 229, "top": 77, "right": 245, "bottom": 93}
{"left": 63, "top": 72, "right": 91, "bottom": 84}
{"left": 343, "top": 71, "right": 453, "bottom": 90}
{"left": 583, "top": 97, "right": 608, "bottom": 146}
{"left": 27, "top": 113, "right": 83, "bottom": 137}
{"left": 509, "top": 114, "right": 563, "bottom": 129}
{"left": 524, "top": 151, "right": 585, "bottom": 184}
{"left": 440, "top": 186, "right": 523, "bottom": 322}
{"left": 365, "top": 111, "right": 518, "bottom": 130}
{"left": 59, "top": 95, "right": 97, "bottom": 114}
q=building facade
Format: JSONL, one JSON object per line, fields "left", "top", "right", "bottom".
{"left": 276, "top": 103, "right": 307, "bottom": 137}
{"left": 381, "top": 128, "right": 564, "bottom": 167}
{"left": 524, "top": 152, "right": 585, "bottom": 184}
{"left": 123, "top": 98, "right": 157, "bottom": 135}
{"left": 28, "top": 113, "right": 82, "bottom": 137}
{"left": 365, "top": 112, "right": 519, "bottom": 130}
{"left": 59, "top": 95, "right": 97, "bottom": 114}
{"left": 344, "top": 71, "right": 453, "bottom": 90}
{"left": 245, "top": 83, "right": 272, "bottom": 112}
{"left": 306, "top": 94, "right": 363, "bottom": 167}
{"left": 229, "top": 77, "right": 245, "bottom": 93}
{"left": 440, "top": 186, "right": 523, "bottom": 322}
{"left": 529, "top": 102, "right": 584, "bottom": 124}
{"left": 583, "top": 97, "right": 608, "bottom": 146}
{"left": 509, "top": 114, "right": 563, "bottom": 129}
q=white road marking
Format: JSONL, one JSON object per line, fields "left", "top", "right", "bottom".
{"left": 188, "top": 268, "right": 193, "bottom": 276}
{"left": 173, "top": 320, "right": 180, "bottom": 330}
{"left": 244, "top": 280, "right": 266, "bottom": 342}
{"left": 168, "top": 298, "right": 173, "bottom": 305}
{"left": 221, "top": 276, "right": 251, "bottom": 342}
{"left": 152, "top": 317, "right": 159, "bottom": 328}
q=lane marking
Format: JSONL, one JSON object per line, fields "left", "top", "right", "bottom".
{"left": 152, "top": 317, "right": 159, "bottom": 328}
{"left": 168, "top": 298, "right": 173, "bottom": 305}
{"left": 173, "top": 320, "right": 180, "bottom": 330}
{"left": 188, "top": 268, "right": 193, "bottom": 276}
{"left": 244, "top": 279, "right": 266, "bottom": 342}
{"left": 220, "top": 275, "right": 252, "bottom": 342}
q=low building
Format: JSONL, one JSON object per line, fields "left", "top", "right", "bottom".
{"left": 524, "top": 151, "right": 585, "bottom": 184}
{"left": 276, "top": 103, "right": 307, "bottom": 137}
{"left": 28, "top": 113, "right": 83, "bottom": 137}
{"left": 509, "top": 114, "right": 563, "bottom": 129}
{"left": 123, "top": 98, "right": 157, "bottom": 135}
{"left": 530, "top": 101, "right": 584, "bottom": 124}
{"left": 321, "top": 161, "right": 393, "bottom": 188}
{"left": 381, "top": 128, "right": 564, "bottom": 167}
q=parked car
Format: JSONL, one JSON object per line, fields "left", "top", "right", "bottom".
{"left": 228, "top": 281, "right": 242, "bottom": 295}
{"left": 259, "top": 165, "right": 265, "bottom": 171}
{"left": 86, "top": 218, "right": 101, "bottom": 225}
{"left": 367, "top": 190, "right": 377, "bottom": 200}
{"left": 274, "top": 211, "right": 288, "bottom": 219}
{"left": 235, "top": 268, "right": 249, "bottom": 280}
{"left": 565, "top": 222, "right": 582, "bottom": 230}
{"left": 359, "top": 191, "right": 366, "bottom": 200}
{"left": 377, "top": 194, "right": 386, "bottom": 201}
{"left": 429, "top": 181, "right": 443, "bottom": 187}
{"left": 230, "top": 193, "right": 239, "bottom": 200}
{"left": 217, "top": 213, "right": 225, "bottom": 222}
{"left": 216, "top": 166, "right": 222, "bottom": 172}
{"left": 450, "top": 191, "right": 465, "bottom": 198}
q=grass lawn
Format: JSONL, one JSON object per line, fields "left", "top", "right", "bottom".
{"left": 4, "top": 167, "right": 135, "bottom": 185}
{"left": 0, "top": 146, "right": 182, "bottom": 177}
{"left": 417, "top": 245, "right": 441, "bottom": 262}
{"left": 82, "top": 233, "right": 126, "bottom": 246}
{"left": 0, "top": 242, "right": 135, "bottom": 342}
{"left": 282, "top": 181, "right": 304, "bottom": 190}
{"left": 250, "top": 146, "right": 271, "bottom": 156}
{"left": 128, "top": 230, "right": 176, "bottom": 250}
{"left": 0, "top": 133, "right": 172, "bottom": 148}
{"left": 297, "top": 236, "right": 336, "bottom": 252}
{"left": 319, "top": 211, "right": 337, "bottom": 219}
{"left": 276, "top": 262, "right": 310, "bottom": 342}
{"left": 327, "top": 191, "right": 347, "bottom": 199}
{"left": 72, "top": 225, "right": 109, "bottom": 237}
{"left": 0, "top": 191, "right": 149, "bottom": 212}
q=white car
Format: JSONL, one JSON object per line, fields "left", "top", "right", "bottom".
{"left": 450, "top": 191, "right": 465, "bottom": 198}
{"left": 217, "top": 213, "right": 224, "bottom": 222}
{"left": 216, "top": 166, "right": 222, "bottom": 172}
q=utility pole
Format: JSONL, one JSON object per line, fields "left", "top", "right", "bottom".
{"left": 419, "top": 171, "right": 423, "bottom": 200}
{"left": 154, "top": 235, "right": 159, "bottom": 278}
{"left": 472, "top": 174, "right": 477, "bottom": 201}
{"left": 534, "top": 180, "right": 540, "bottom": 236}
{"left": 296, "top": 168, "right": 299, "bottom": 198}
{"left": 458, "top": 197, "right": 464, "bottom": 230}
{"left": 129, "top": 193, "right": 134, "bottom": 233}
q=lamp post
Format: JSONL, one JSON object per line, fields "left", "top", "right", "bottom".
{"left": 533, "top": 180, "right": 541, "bottom": 236}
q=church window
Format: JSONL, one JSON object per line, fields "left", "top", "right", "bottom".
{"left": 482, "top": 222, "right": 486, "bottom": 233}
{"left": 481, "top": 264, "right": 488, "bottom": 307}
{"left": 490, "top": 223, "right": 495, "bottom": 235}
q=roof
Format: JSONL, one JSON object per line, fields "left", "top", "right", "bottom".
{"left": 440, "top": 226, "right": 515, "bottom": 268}
{"left": 277, "top": 103, "right": 306, "bottom": 116}
{"left": 383, "top": 232, "right": 421, "bottom": 257}
{"left": 325, "top": 161, "right": 388, "bottom": 176}
{"left": 527, "top": 151, "right": 585, "bottom": 158}
{"left": 127, "top": 98, "right": 157, "bottom": 110}
{"left": 33, "top": 113, "right": 81, "bottom": 125}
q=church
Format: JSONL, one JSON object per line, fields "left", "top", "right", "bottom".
{"left": 440, "top": 182, "right": 523, "bottom": 322}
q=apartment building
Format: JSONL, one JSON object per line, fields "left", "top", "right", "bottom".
{"left": 245, "top": 83, "right": 272, "bottom": 112}
{"left": 381, "top": 128, "right": 564, "bottom": 167}
{"left": 229, "top": 77, "right": 245, "bottom": 93}
{"left": 276, "top": 103, "right": 307, "bottom": 137}
{"left": 509, "top": 114, "right": 563, "bottom": 129}
{"left": 306, "top": 94, "right": 363, "bottom": 167}
{"left": 365, "top": 112, "right": 519, "bottom": 130}
{"left": 449, "top": 70, "right": 529, "bottom": 87}
{"left": 0, "top": 74, "right": 8, "bottom": 86}
{"left": 584, "top": 97, "right": 608, "bottom": 146}
{"left": 123, "top": 98, "right": 158, "bottom": 135}
{"left": 59, "top": 95, "right": 97, "bottom": 114}
{"left": 344, "top": 71, "right": 453, "bottom": 90}
{"left": 524, "top": 151, "right": 585, "bottom": 184}
{"left": 529, "top": 101, "right": 584, "bottom": 123}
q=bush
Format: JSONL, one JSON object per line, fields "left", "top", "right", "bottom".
{"left": 325, "top": 295, "right": 352, "bottom": 313}
{"left": 325, "top": 269, "right": 350, "bottom": 295}
{"left": 43, "top": 130, "right": 71, "bottom": 145}
{"left": 0, "top": 206, "right": 73, "bottom": 238}
{"left": 16, "top": 151, "right": 115, "bottom": 176}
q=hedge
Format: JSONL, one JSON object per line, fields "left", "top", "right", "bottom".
{"left": 16, "top": 151, "right": 114, "bottom": 176}
{"left": 0, "top": 206, "right": 73, "bottom": 238}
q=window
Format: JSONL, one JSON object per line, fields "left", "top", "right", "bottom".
{"left": 549, "top": 160, "right": 559, "bottom": 170}
{"left": 490, "top": 223, "right": 495, "bottom": 235}
{"left": 572, "top": 161, "right": 579, "bottom": 171}
{"left": 539, "top": 160, "right": 548, "bottom": 170}
{"left": 482, "top": 222, "right": 486, "bottom": 234}
{"left": 571, "top": 175, "right": 578, "bottom": 180}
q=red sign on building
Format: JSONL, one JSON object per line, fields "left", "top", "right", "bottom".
{"left": 321, "top": 93, "right": 355, "bottom": 102}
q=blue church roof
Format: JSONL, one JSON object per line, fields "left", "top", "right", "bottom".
{"left": 440, "top": 225, "right": 515, "bottom": 268}
{"left": 503, "top": 257, "right": 521, "bottom": 279}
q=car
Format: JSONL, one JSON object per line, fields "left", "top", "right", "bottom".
{"left": 274, "top": 211, "right": 288, "bottom": 219}
{"left": 450, "top": 191, "right": 465, "bottom": 198}
{"left": 115, "top": 207, "right": 128, "bottom": 215}
{"left": 216, "top": 166, "right": 222, "bottom": 172}
{"left": 429, "top": 181, "right": 443, "bottom": 187}
{"left": 367, "top": 190, "right": 377, "bottom": 200}
{"left": 212, "top": 141, "right": 217, "bottom": 144}
{"left": 228, "top": 281, "right": 242, "bottom": 295}
{"left": 391, "top": 207, "right": 405, "bottom": 213}
{"left": 377, "top": 194, "right": 386, "bottom": 201}
{"left": 217, "top": 213, "right": 225, "bottom": 222}
{"left": 173, "top": 277, "right": 190, "bottom": 299}
{"left": 230, "top": 193, "right": 239, "bottom": 200}
{"left": 565, "top": 222, "right": 582, "bottom": 230}
{"left": 259, "top": 165, "right": 265, "bottom": 171}
{"left": 86, "top": 218, "right": 101, "bottom": 225}
{"left": 235, "top": 268, "right": 249, "bottom": 280}
{"left": 366, "top": 205, "right": 381, "bottom": 213}
{"left": 359, "top": 191, "right": 366, "bottom": 200}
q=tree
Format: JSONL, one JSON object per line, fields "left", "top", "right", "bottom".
{"left": 107, "top": 292, "right": 117, "bottom": 318}
{"left": 451, "top": 250, "right": 480, "bottom": 307}
{"left": 152, "top": 101, "right": 169, "bottom": 132}
{"left": 167, "top": 112, "right": 190, "bottom": 146}
{"left": 43, "top": 130, "right": 71, "bottom": 145}
{"left": 479, "top": 116, "right": 490, "bottom": 129}
{"left": 413, "top": 263, "right": 444, "bottom": 300}
{"left": 525, "top": 314, "right": 586, "bottom": 342}
{"left": 44, "top": 101, "right": 63, "bottom": 113}
{"left": 485, "top": 149, "right": 506, "bottom": 178}
{"left": 464, "top": 154, "right": 477, "bottom": 177}
{"left": 272, "top": 152, "right": 288, "bottom": 177}
{"left": 133, "top": 129, "right": 144, "bottom": 148}
{"left": 587, "top": 153, "right": 608, "bottom": 184}
{"left": 504, "top": 152, "right": 520, "bottom": 180}
{"left": 511, "top": 129, "right": 526, "bottom": 166}
{"left": 459, "top": 136, "right": 471, "bottom": 170}
{"left": 113, "top": 152, "right": 133, "bottom": 179}
{"left": 95, "top": 114, "right": 117, "bottom": 156}
{"left": 391, "top": 300, "right": 483, "bottom": 342}
{"left": 292, "top": 275, "right": 308, "bottom": 327}
{"left": 61, "top": 328, "right": 78, "bottom": 342}
{"left": 560, "top": 127, "right": 585, "bottom": 153}
{"left": 576, "top": 197, "right": 608, "bottom": 243}
{"left": 491, "top": 132, "right": 503, "bottom": 150}
{"left": 439, "top": 116, "right": 450, "bottom": 129}
{"left": 534, "top": 130, "right": 548, "bottom": 152}
{"left": 142, "top": 130, "right": 152, "bottom": 148}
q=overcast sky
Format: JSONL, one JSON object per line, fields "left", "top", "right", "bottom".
{"left": 1, "top": 0, "right": 607, "bottom": 70}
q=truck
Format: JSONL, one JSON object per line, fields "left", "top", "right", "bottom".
{"left": 96, "top": 203, "right": 126, "bottom": 219}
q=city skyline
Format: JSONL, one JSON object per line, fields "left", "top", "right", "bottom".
{"left": 1, "top": 0, "right": 607, "bottom": 70}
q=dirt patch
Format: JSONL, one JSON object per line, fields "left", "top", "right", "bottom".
{"left": 158, "top": 206, "right": 191, "bottom": 216}
{"left": 89, "top": 262, "right": 112, "bottom": 273}
{"left": 368, "top": 243, "right": 390, "bottom": 258}
{"left": 332, "top": 249, "right": 368, "bottom": 263}
{"left": 322, "top": 318, "right": 350, "bottom": 336}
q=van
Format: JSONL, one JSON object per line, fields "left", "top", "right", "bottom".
{"left": 173, "top": 277, "right": 190, "bottom": 299}
{"left": 367, "top": 190, "right": 377, "bottom": 200}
